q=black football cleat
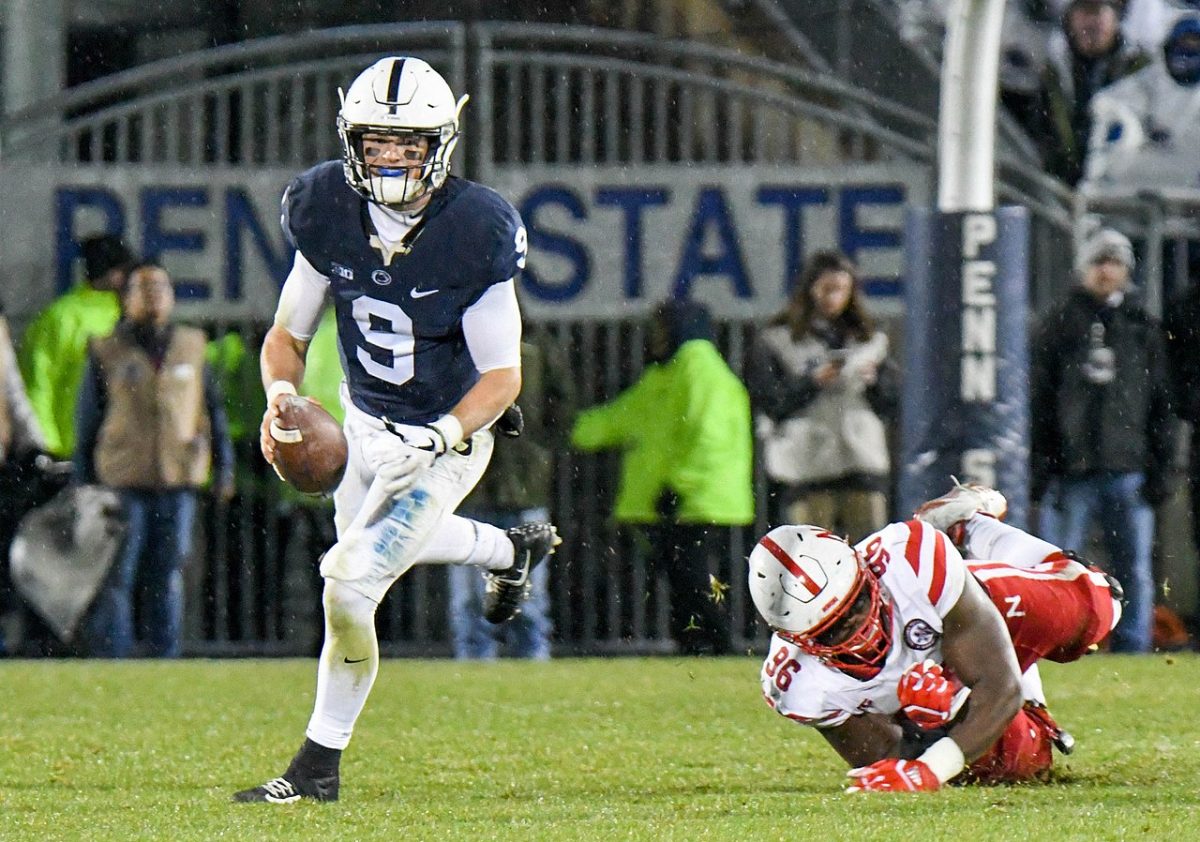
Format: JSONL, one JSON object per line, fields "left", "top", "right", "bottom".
{"left": 231, "top": 773, "right": 339, "bottom": 803}
{"left": 1024, "top": 702, "right": 1075, "bottom": 756}
{"left": 482, "top": 522, "right": 560, "bottom": 624}
{"left": 1100, "top": 570, "right": 1125, "bottom": 605}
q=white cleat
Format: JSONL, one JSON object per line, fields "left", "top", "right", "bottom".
{"left": 913, "top": 477, "right": 1007, "bottom": 543}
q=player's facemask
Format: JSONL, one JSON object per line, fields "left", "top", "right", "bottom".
{"left": 335, "top": 56, "right": 469, "bottom": 209}
{"left": 778, "top": 565, "right": 893, "bottom": 680}
{"left": 341, "top": 125, "right": 450, "bottom": 207}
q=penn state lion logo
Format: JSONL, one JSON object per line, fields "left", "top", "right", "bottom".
{"left": 371, "top": 269, "right": 393, "bottom": 286}
{"left": 904, "top": 619, "right": 939, "bottom": 650}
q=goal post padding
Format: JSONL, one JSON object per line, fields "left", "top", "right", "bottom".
{"left": 898, "top": 206, "right": 1031, "bottom": 529}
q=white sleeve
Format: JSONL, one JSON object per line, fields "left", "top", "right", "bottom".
{"left": 274, "top": 250, "right": 330, "bottom": 341}
{"left": 760, "top": 637, "right": 850, "bottom": 728}
{"left": 462, "top": 279, "right": 522, "bottom": 372}
{"left": 0, "top": 319, "right": 45, "bottom": 453}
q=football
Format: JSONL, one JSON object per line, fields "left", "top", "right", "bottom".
{"left": 269, "top": 395, "right": 348, "bottom": 494}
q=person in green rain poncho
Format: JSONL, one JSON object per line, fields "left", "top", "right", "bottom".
{"left": 19, "top": 235, "right": 133, "bottom": 459}
{"left": 571, "top": 299, "right": 754, "bottom": 655}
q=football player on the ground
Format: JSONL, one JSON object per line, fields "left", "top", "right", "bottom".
{"left": 234, "top": 56, "right": 558, "bottom": 804}
{"left": 750, "top": 481, "right": 1122, "bottom": 792}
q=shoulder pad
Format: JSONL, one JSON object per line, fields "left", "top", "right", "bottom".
{"left": 446, "top": 179, "right": 525, "bottom": 284}
{"left": 891, "top": 520, "right": 966, "bottom": 614}
{"left": 281, "top": 161, "right": 353, "bottom": 252}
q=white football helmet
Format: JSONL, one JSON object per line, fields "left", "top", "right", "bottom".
{"left": 337, "top": 57, "right": 468, "bottom": 206}
{"left": 748, "top": 524, "right": 891, "bottom": 678}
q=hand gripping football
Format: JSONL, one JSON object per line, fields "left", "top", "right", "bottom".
{"left": 269, "top": 395, "right": 348, "bottom": 494}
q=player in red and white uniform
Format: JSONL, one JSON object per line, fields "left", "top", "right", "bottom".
{"left": 750, "top": 481, "right": 1121, "bottom": 793}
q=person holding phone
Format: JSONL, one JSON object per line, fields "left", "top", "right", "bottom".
{"left": 748, "top": 250, "right": 899, "bottom": 542}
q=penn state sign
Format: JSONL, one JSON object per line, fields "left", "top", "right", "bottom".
{"left": 0, "top": 163, "right": 926, "bottom": 324}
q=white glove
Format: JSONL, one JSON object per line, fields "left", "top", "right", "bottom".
{"left": 369, "top": 416, "right": 464, "bottom": 496}
{"left": 369, "top": 436, "right": 438, "bottom": 496}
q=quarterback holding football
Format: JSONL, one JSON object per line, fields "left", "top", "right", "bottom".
{"left": 235, "top": 56, "right": 558, "bottom": 803}
{"left": 750, "top": 481, "right": 1122, "bottom": 792}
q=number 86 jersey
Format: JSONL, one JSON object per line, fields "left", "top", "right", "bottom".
{"left": 760, "top": 520, "right": 966, "bottom": 729}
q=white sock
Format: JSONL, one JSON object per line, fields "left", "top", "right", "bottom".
{"left": 306, "top": 580, "right": 380, "bottom": 750}
{"left": 1021, "top": 663, "right": 1046, "bottom": 706}
{"left": 964, "top": 515, "right": 1062, "bottom": 568}
{"left": 415, "top": 514, "right": 513, "bottom": 570}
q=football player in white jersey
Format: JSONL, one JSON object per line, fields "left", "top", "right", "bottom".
{"left": 750, "top": 481, "right": 1122, "bottom": 792}
{"left": 234, "top": 57, "right": 558, "bottom": 803}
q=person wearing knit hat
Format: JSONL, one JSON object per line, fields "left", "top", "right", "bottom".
{"left": 1030, "top": 226, "right": 1174, "bottom": 653}
{"left": 1075, "top": 227, "right": 1136, "bottom": 277}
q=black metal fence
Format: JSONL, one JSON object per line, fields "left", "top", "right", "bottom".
{"left": 181, "top": 317, "right": 776, "bottom": 657}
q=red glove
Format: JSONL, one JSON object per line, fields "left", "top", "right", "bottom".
{"left": 897, "top": 659, "right": 963, "bottom": 730}
{"left": 846, "top": 758, "right": 941, "bottom": 793}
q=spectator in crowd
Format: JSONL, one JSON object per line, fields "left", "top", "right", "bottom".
{"left": 1085, "top": 14, "right": 1200, "bottom": 188}
{"left": 19, "top": 234, "right": 133, "bottom": 459}
{"left": 449, "top": 331, "right": 573, "bottom": 660}
{"left": 74, "top": 262, "right": 235, "bottom": 658}
{"left": 901, "top": 1, "right": 1170, "bottom": 120}
{"left": 1030, "top": 228, "right": 1174, "bottom": 653}
{"left": 998, "top": 1, "right": 1059, "bottom": 129}
{"left": 1058, "top": 0, "right": 1178, "bottom": 51}
{"left": 0, "top": 303, "right": 50, "bottom": 655}
{"left": 1164, "top": 275, "right": 1200, "bottom": 601}
{"left": 748, "top": 250, "right": 898, "bottom": 542}
{"left": 750, "top": 482, "right": 1122, "bottom": 792}
{"left": 571, "top": 300, "right": 753, "bottom": 655}
{"left": 1033, "top": 0, "right": 1151, "bottom": 185}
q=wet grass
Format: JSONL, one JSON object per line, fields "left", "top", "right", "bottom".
{"left": 0, "top": 654, "right": 1196, "bottom": 841}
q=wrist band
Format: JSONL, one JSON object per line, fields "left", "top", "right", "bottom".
{"left": 267, "top": 380, "right": 298, "bottom": 403}
{"left": 919, "top": 736, "right": 966, "bottom": 784}
{"left": 428, "top": 414, "right": 464, "bottom": 451}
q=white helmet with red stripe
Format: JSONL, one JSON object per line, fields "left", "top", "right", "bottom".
{"left": 748, "top": 524, "right": 891, "bottom": 678}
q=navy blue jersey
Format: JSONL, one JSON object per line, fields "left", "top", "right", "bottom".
{"left": 282, "top": 161, "right": 525, "bottom": 423}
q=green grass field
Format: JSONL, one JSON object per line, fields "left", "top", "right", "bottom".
{"left": 1, "top": 654, "right": 1197, "bottom": 841}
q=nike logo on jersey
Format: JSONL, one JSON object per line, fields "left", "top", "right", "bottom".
{"left": 343, "top": 656, "right": 369, "bottom": 664}
{"left": 410, "top": 287, "right": 440, "bottom": 298}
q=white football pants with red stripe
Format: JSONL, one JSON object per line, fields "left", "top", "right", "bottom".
{"left": 962, "top": 514, "right": 1119, "bottom": 669}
